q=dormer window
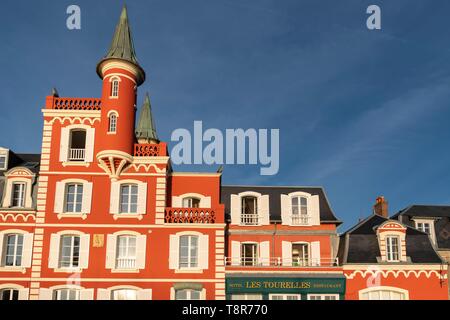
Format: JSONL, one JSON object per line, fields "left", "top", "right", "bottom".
{"left": 414, "top": 219, "right": 437, "bottom": 245}
{"left": 108, "top": 113, "right": 118, "bottom": 133}
{"left": 11, "top": 183, "right": 26, "bottom": 208}
{"left": 69, "top": 129, "right": 86, "bottom": 161}
{"left": 0, "top": 155, "right": 6, "bottom": 170}
{"left": 241, "top": 196, "right": 258, "bottom": 225}
{"left": 291, "top": 196, "right": 308, "bottom": 225}
{"left": 182, "top": 197, "right": 200, "bottom": 208}
{"left": 111, "top": 79, "right": 119, "bottom": 98}
{"left": 386, "top": 236, "right": 400, "bottom": 262}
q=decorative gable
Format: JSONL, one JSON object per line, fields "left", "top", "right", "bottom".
{"left": 376, "top": 220, "right": 407, "bottom": 263}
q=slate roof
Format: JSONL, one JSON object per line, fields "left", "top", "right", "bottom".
{"left": 337, "top": 214, "right": 444, "bottom": 264}
{"left": 392, "top": 205, "right": 450, "bottom": 250}
{"left": 136, "top": 93, "right": 159, "bottom": 142}
{"left": 221, "top": 185, "right": 341, "bottom": 224}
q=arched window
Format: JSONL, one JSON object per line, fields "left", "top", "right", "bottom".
{"left": 53, "top": 288, "right": 80, "bottom": 300}
{"left": 116, "top": 235, "right": 137, "bottom": 269}
{"left": 241, "top": 196, "right": 258, "bottom": 225}
{"left": 68, "top": 129, "right": 86, "bottom": 161}
{"left": 179, "top": 235, "right": 199, "bottom": 268}
{"left": 0, "top": 288, "right": 19, "bottom": 300}
{"left": 112, "top": 289, "right": 137, "bottom": 300}
{"left": 359, "top": 287, "right": 409, "bottom": 300}
{"left": 108, "top": 113, "right": 117, "bottom": 133}
{"left": 182, "top": 197, "right": 200, "bottom": 208}
{"left": 111, "top": 79, "right": 119, "bottom": 98}
{"left": 291, "top": 196, "right": 308, "bottom": 225}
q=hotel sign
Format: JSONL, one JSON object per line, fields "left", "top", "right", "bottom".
{"left": 226, "top": 277, "right": 345, "bottom": 294}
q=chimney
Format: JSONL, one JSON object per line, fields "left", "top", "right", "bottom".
{"left": 373, "top": 196, "right": 389, "bottom": 218}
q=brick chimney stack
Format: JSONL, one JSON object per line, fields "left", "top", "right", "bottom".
{"left": 374, "top": 196, "right": 389, "bottom": 218}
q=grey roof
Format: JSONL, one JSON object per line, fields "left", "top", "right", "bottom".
{"left": 392, "top": 205, "right": 450, "bottom": 250}
{"left": 1, "top": 152, "right": 41, "bottom": 174}
{"left": 338, "top": 214, "right": 444, "bottom": 264}
{"left": 135, "top": 93, "right": 158, "bottom": 141}
{"left": 97, "top": 5, "right": 145, "bottom": 85}
{"left": 221, "top": 185, "right": 342, "bottom": 224}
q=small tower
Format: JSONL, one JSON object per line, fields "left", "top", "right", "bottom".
{"left": 96, "top": 5, "right": 145, "bottom": 180}
{"left": 136, "top": 93, "right": 159, "bottom": 144}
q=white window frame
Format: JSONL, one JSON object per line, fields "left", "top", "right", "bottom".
{"left": 39, "top": 285, "right": 94, "bottom": 300}
{"left": 0, "top": 230, "right": 33, "bottom": 271}
{"left": 97, "top": 286, "right": 152, "bottom": 300}
{"left": 269, "top": 294, "right": 301, "bottom": 300}
{"left": 174, "top": 289, "right": 202, "bottom": 300}
{"left": 109, "top": 77, "right": 121, "bottom": 98}
{"left": 59, "top": 234, "right": 81, "bottom": 269}
{"left": 229, "top": 191, "right": 270, "bottom": 226}
{"left": 240, "top": 242, "right": 259, "bottom": 266}
{"left": 110, "top": 180, "right": 147, "bottom": 218}
{"left": 48, "top": 231, "right": 90, "bottom": 272}
{"left": 179, "top": 235, "right": 199, "bottom": 269}
{"left": 105, "top": 231, "right": 147, "bottom": 272}
{"left": 54, "top": 288, "right": 81, "bottom": 300}
{"left": 230, "top": 294, "right": 263, "bottom": 300}
{"left": 116, "top": 235, "right": 137, "bottom": 270}
{"left": 291, "top": 242, "right": 310, "bottom": 267}
{"left": 359, "top": 286, "right": 409, "bottom": 300}
{"left": 11, "top": 182, "right": 26, "bottom": 208}
{"left": 0, "top": 284, "right": 29, "bottom": 300}
{"left": 2, "top": 233, "right": 24, "bottom": 267}
{"left": 386, "top": 236, "right": 400, "bottom": 262}
{"left": 107, "top": 111, "right": 118, "bottom": 134}
{"left": 172, "top": 193, "right": 211, "bottom": 208}
{"left": 413, "top": 218, "right": 437, "bottom": 245}
{"left": 307, "top": 294, "right": 340, "bottom": 300}
{"left": 59, "top": 124, "right": 95, "bottom": 165}
{"left": 64, "top": 183, "right": 84, "bottom": 213}
{"left": 0, "top": 149, "right": 8, "bottom": 170}
{"left": 120, "top": 184, "right": 139, "bottom": 214}
{"left": 54, "top": 179, "right": 93, "bottom": 219}
{"left": 169, "top": 231, "right": 209, "bottom": 272}
{"left": 182, "top": 197, "right": 201, "bottom": 208}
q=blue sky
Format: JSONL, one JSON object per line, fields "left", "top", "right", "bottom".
{"left": 1, "top": 0, "right": 450, "bottom": 231}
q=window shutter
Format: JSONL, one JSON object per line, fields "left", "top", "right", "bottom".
{"left": 105, "top": 234, "right": 117, "bottom": 269}
{"left": 282, "top": 241, "right": 292, "bottom": 266}
{"left": 79, "top": 234, "right": 90, "bottom": 269}
{"left": 18, "top": 288, "right": 29, "bottom": 300}
{"left": 230, "top": 195, "right": 240, "bottom": 225}
{"left": 48, "top": 234, "right": 60, "bottom": 269}
{"left": 54, "top": 182, "right": 65, "bottom": 214}
{"left": 80, "top": 289, "right": 94, "bottom": 300}
{"left": 82, "top": 182, "right": 93, "bottom": 214}
{"left": 259, "top": 195, "right": 270, "bottom": 225}
{"left": 259, "top": 241, "right": 270, "bottom": 266}
{"left": 0, "top": 234, "right": 4, "bottom": 266}
{"left": 198, "top": 234, "right": 209, "bottom": 270}
{"left": 97, "top": 289, "right": 111, "bottom": 300}
{"left": 137, "top": 182, "right": 148, "bottom": 214}
{"left": 22, "top": 233, "right": 34, "bottom": 268}
{"left": 311, "top": 241, "right": 321, "bottom": 266}
{"left": 59, "top": 127, "right": 70, "bottom": 162}
{"left": 200, "top": 197, "right": 211, "bottom": 208}
{"left": 169, "top": 235, "right": 179, "bottom": 269}
{"left": 85, "top": 128, "right": 95, "bottom": 163}
{"left": 280, "top": 195, "right": 291, "bottom": 225}
{"left": 39, "top": 288, "right": 53, "bottom": 300}
{"left": 137, "top": 289, "right": 152, "bottom": 300}
{"left": 136, "top": 235, "right": 147, "bottom": 269}
{"left": 109, "top": 182, "right": 120, "bottom": 214}
{"left": 310, "top": 195, "right": 320, "bottom": 226}
{"left": 231, "top": 241, "right": 241, "bottom": 266}
{"left": 172, "top": 196, "right": 182, "bottom": 207}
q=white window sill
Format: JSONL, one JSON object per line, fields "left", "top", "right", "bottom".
{"left": 0, "top": 266, "right": 27, "bottom": 274}
{"left": 109, "top": 96, "right": 119, "bottom": 99}
{"left": 57, "top": 213, "right": 88, "bottom": 220}
{"left": 53, "top": 268, "right": 83, "bottom": 273}
{"left": 110, "top": 269, "right": 140, "bottom": 273}
{"left": 62, "top": 161, "right": 91, "bottom": 167}
{"left": 112, "top": 214, "right": 144, "bottom": 221}
{"left": 107, "top": 132, "right": 117, "bottom": 135}
{"left": 174, "top": 268, "right": 204, "bottom": 274}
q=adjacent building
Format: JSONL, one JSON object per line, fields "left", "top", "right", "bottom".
{"left": 339, "top": 197, "right": 448, "bottom": 300}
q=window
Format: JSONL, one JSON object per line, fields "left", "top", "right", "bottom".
{"left": 182, "top": 197, "right": 200, "bottom": 208}
{"left": 241, "top": 243, "right": 258, "bottom": 266}
{"left": 231, "top": 294, "right": 263, "bottom": 300}
{"left": 0, "top": 155, "right": 6, "bottom": 170}
{"left": 116, "top": 235, "right": 137, "bottom": 269}
{"left": 292, "top": 243, "right": 309, "bottom": 266}
{"left": 269, "top": 294, "right": 301, "bottom": 300}
{"left": 417, "top": 222, "right": 431, "bottom": 235}
{"left": 3, "top": 234, "right": 24, "bottom": 267}
{"left": 68, "top": 130, "right": 86, "bottom": 161}
{"left": 11, "top": 183, "right": 25, "bottom": 208}
{"left": 53, "top": 289, "right": 80, "bottom": 300}
{"left": 108, "top": 113, "right": 117, "bottom": 133}
{"left": 65, "top": 184, "right": 83, "bottom": 213}
{"left": 360, "top": 288, "right": 408, "bottom": 300}
{"left": 175, "top": 289, "right": 201, "bottom": 300}
{"left": 60, "top": 235, "right": 80, "bottom": 268}
{"left": 111, "top": 79, "right": 119, "bottom": 97}
{"left": 179, "top": 235, "right": 198, "bottom": 268}
{"left": 0, "top": 289, "right": 19, "bottom": 300}
{"left": 241, "top": 196, "right": 258, "bottom": 225}
{"left": 112, "top": 289, "right": 137, "bottom": 300}
{"left": 120, "top": 184, "right": 138, "bottom": 214}
{"left": 386, "top": 236, "right": 400, "bottom": 262}
{"left": 291, "top": 196, "right": 308, "bottom": 225}
{"left": 308, "top": 294, "right": 339, "bottom": 300}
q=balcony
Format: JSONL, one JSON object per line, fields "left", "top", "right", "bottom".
{"left": 224, "top": 257, "right": 339, "bottom": 268}
{"left": 116, "top": 258, "right": 136, "bottom": 270}
{"left": 291, "top": 215, "right": 311, "bottom": 225}
{"left": 46, "top": 97, "right": 102, "bottom": 110}
{"left": 240, "top": 214, "right": 259, "bottom": 225}
{"left": 165, "top": 208, "right": 217, "bottom": 224}
{"left": 134, "top": 143, "right": 168, "bottom": 157}
{"left": 68, "top": 148, "right": 85, "bottom": 161}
